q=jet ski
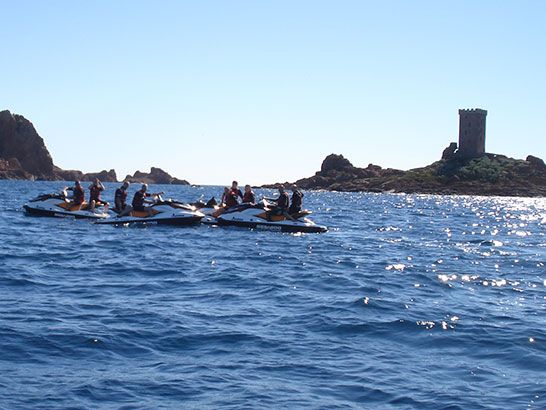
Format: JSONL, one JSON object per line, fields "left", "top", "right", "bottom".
{"left": 214, "top": 201, "right": 327, "bottom": 233}
{"left": 23, "top": 193, "right": 110, "bottom": 219}
{"left": 188, "top": 197, "right": 221, "bottom": 224}
{"left": 95, "top": 197, "right": 204, "bottom": 226}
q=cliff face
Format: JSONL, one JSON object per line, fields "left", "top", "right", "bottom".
{"left": 0, "top": 110, "right": 193, "bottom": 185}
{"left": 264, "top": 153, "right": 546, "bottom": 197}
{"left": 0, "top": 110, "right": 55, "bottom": 177}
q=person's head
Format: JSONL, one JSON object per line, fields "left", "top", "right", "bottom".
{"left": 291, "top": 184, "right": 298, "bottom": 192}
{"left": 122, "top": 181, "right": 130, "bottom": 190}
{"left": 278, "top": 185, "right": 285, "bottom": 193}
{"left": 223, "top": 187, "right": 230, "bottom": 194}
{"left": 141, "top": 184, "right": 148, "bottom": 192}
{"left": 94, "top": 178, "right": 100, "bottom": 185}
{"left": 245, "top": 184, "right": 251, "bottom": 193}
{"left": 231, "top": 180, "right": 238, "bottom": 189}
{"left": 75, "top": 180, "right": 81, "bottom": 187}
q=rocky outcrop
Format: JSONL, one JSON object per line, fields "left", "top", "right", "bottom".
{"left": 263, "top": 153, "right": 546, "bottom": 197}
{"left": 526, "top": 155, "right": 546, "bottom": 170}
{"left": 124, "top": 167, "right": 189, "bottom": 185}
{"left": 321, "top": 154, "right": 354, "bottom": 173}
{"left": 442, "top": 142, "right": 458, "bottom": 160}
{"left": 265, "top": 155, "right": 404, "bottom": 191}
{"left": 53, "top": 167, "right": 118, "bottom": 182}
{"left": 0, "top": 110, "right": 55, "bottom": 177}
{"left": 1, "top": 110, "right": 192, "bottom": 184}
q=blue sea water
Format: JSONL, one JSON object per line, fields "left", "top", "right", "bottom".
{"left": 0, "top": 180, "right": 545, "bottom": 409}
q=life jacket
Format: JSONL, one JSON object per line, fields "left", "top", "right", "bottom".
{"left": 73, "top": 186, "right": 85, "bottom": 205}
{"left": 90, "top": 185, "right": 103, "bottom": 202}
{"left": 243, "top": 191, "right": 256, "bottom": 203}
{"left": 225, "top": 190, "right": 239, "bottom": 208}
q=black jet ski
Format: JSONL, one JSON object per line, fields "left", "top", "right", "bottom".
{"left": 96, "top": 198, "right": 204, "bottom": 226}
{"left": 23, "top": 193, "right": 110, "bottom": 220}
{"left": 214, "top": 201, "right": 327, "bottom": 233}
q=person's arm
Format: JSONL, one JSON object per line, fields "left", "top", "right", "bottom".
{"left": 144, "top": 192, "right": 164, "bottom": 204}
{"left": 143, "top": 193, "right": 155, "bottom": 204}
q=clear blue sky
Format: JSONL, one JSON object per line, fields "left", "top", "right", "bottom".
{"left": 1, "top": 1, "right": 545, "bottom": 185}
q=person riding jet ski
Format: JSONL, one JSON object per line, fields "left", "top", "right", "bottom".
{"left": 242, "top": 184, "right": 256, "bottom": 205}
{"left": 265, "top": 185, "right": 292, "bottom": 221}
{"left": 131, "top": 184, "right": 163, "bottom": 217}
{"left": 64, "top": 181, "right": 85, "bottom": 209}
{"left": 289, "top": 184, "right": 303, "bottom": 214}
{"left": 114, "top": 181, "right": 131, "bottom": 215}
{"left": 88, "top": 178, "right": 109, "bottom": 212}
{"left": 230, "top": 181, "right": 243, "bottom": 201}
{"left": 221, "top": 187, "right": 240, "bottom": 208}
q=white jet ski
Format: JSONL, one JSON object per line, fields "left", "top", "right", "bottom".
{"left": 23, "top": 193, "right": 110, "bottom": 220}
{"left": 96, "top": 198, "right": 204, "bottom": 226}
{"left": 214, "top": 201, "right": 327, "bottom": 233}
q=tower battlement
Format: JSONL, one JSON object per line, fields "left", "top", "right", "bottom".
{"left": 458, "top": 108, "right": 487, "bottom": 158}
{"left": 459, "top": 108, "right": 488, "bottom": 115}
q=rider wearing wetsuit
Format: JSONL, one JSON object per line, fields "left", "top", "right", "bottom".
{"left": 266, "top": 185, "right": 290, "bottom": 220}
{"left": 132, "top": 184, "right": 152, "bottom": 212}
{"left": 114, "top": 181, "right": 130, "bottom": 212}
{"left": 288, "top": 185, "right": 303, "bottom": 214}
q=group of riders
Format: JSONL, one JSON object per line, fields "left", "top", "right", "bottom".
{"left": 64, "top": 179, "right": 304, "bottom": 218}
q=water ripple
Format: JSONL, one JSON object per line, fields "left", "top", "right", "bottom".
{"left": 0, "top": 181, "right": 545, "bottom": 408}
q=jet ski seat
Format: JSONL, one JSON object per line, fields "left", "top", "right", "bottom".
{"left": 58, "top": 201, "right": 89, "bottom": 212}
{"left": 129, "top": 209, "right": 160, "bottom": 218}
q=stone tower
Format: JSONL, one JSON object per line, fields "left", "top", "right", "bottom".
{"left": 458, "top": 108, "right": 487, "bottom": 158}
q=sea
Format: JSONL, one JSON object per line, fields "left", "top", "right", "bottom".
{"left": 0, "top": 180, "right": 544, "bottom": 409}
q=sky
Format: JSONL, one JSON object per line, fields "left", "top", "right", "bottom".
{"left": 1, "top": 0, "right": 545, "bottom": 185}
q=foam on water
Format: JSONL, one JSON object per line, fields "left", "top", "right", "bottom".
{"left": 1, "top": 181, "right": 545, "bottom": 408}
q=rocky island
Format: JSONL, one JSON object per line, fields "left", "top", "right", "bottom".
{"left": 265, "top": 109, "right": 545, "bottom": 197}
{"left": 266, "top": 152, "right": 545, "bottom": 197}
{"left": 0, "top": 110, "right": 189, "bottom": 185}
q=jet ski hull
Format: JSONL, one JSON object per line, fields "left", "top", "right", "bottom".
{"left": 96, "top": 215, "right": 202, "bottom": 226}
{"left": 23, "top": 204, "right": 109, "bottom": 220}
{"left": 214, "top": 205, "right": 327, "bottom": 233}
{"left": 95, "top": 203, "right": 204, "bottom": 226}
{"left": 216, "top": 218, "right": 327, "bottom": 233}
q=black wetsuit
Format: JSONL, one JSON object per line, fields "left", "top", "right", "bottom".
{"left": 132, "top": 190, "right": 150, "bottom": 211}
{"left": 242, "top": 191, "right": 256, "bottom": 204}
{"left": 289, "top": 190, "right": 303, "bottom": 214}
{"left": 277, "top": 192, "right": 289, "bottom": 210}
{"left": 114, "top": 188, "right": 128, "bottom": 210}
{"left": 73, "top": 186, "right": 85, "bottom": 205}
{"left": 269, "top": 192, "right": 289, "bottom": 218}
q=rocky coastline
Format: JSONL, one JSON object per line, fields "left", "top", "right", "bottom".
{"left": 264, "top": 153, "right": 546, "bottom": 197}
{"left": 2, "top": 109, "right": 544, "bottom": 196}
{"left": 0, "top": 110, "right": 189, "bottom": 185}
